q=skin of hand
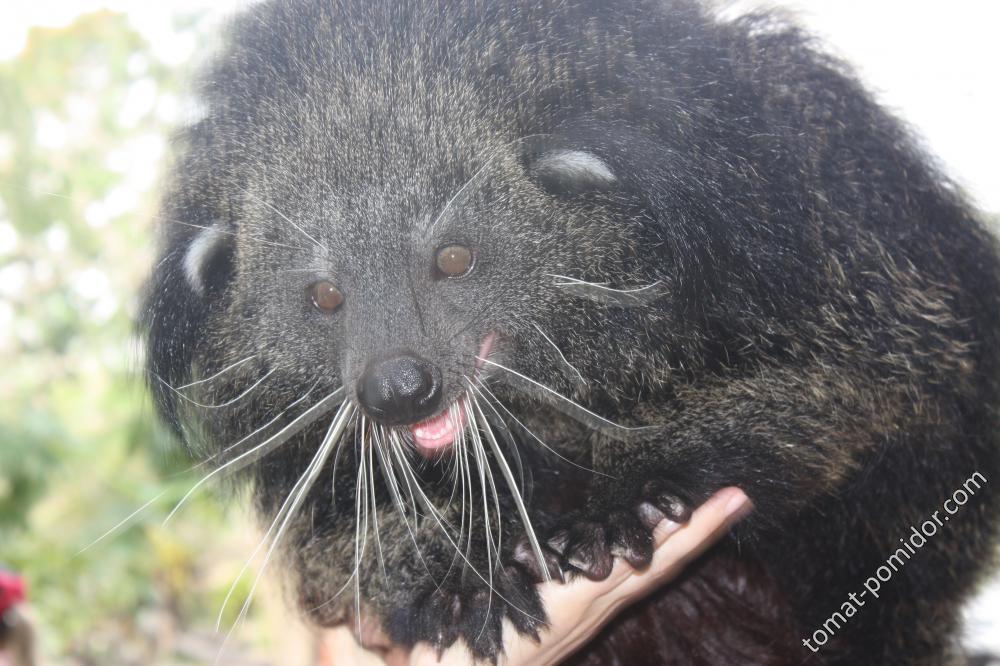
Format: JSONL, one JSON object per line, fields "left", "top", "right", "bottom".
{"left": 319, "top": 486, "right": 753, "bottom": 666}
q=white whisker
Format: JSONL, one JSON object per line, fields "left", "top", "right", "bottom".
{"left": 163, "top": 218, "right": 307, "bottom": 252}
{"left": 441, "top": 407, "right": 463, "bottom": 514}
{"left": 354, "top": 416, "right": 370, "bottom": 638}
{"left": 478, "top": 358, "right": 652, "bottom": 440}
{"left": 371, "top": 426, "right": 432, "bottom": 580}
{"left": 196, "top": 380, "right": 320, "bottom": 470}
{"left": 465, "top": 398, "right": 500, "bottom": 642}
{"left": 155, "top": 368, "right": 276, "bottom": 410}
{"left": 164, "top": 386, "right": 344, "bottom": 525}
{"left": 174, "top": 356, "right": 257, "bottom": 391}
{"left": 240, "top": 186, "right": 326, "bottom": 250}
{"left": 307, "top": 425, "right": 379, "bottom": 617}
{"left": 547, "top": 274, "right": 662, "bottom": 293}
{"left": 371, "top": 427, "right": 407, "bottom": 523}
{"left": 531, "top": 322, "right": 586, "bottom": 387}
{"left": 77, "top": 386, "right": 321, "bottom": 555}
{"left": 480, "top": 394, "right": 527, "bottom": 490}
{"left": 391, "top": 444, "right": 544, "bottom": 625}
{"left": 75, "top": 491, "right": 168, "bottom": 556}
{"left": 0, "top": 185, "right": 311, "bottom": 253}
{"left": 467, "top": 400, "right": 503, "bottom": 561}
{"left": 439, "top": 404, "right": 472, "bottom": 584}
{"left": 426, "top": 134, "right": 550, "bottom": 233}
{"left": 468, "top": 390, "right": 551, "bottom": 583}
{"left": 366, "top": 421, "right": 388, "bottom": 584}
{"left": 546, "top": 273, "right": 664, "bottom": 306}
{"left": 306, "top": 569, "right": 360, "bottom": 614}
{"left": 388, "top": 431, "right": 422, "bottom": 532}
{"left": 217, "top": 402, "right": 355, "bottom": 652}
{"left": 472, "top": 378, "right": 610, "bottom": 478}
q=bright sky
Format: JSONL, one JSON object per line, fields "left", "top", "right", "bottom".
{"left": 729, "top": 0, "right": 1000, "bottom": 212}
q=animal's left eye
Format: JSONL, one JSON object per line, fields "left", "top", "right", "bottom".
{"left": 435, "top": 244, "right": 474, "bottom": 278}
{"left": 309, "top": 280, "right": 344, "bottom": 313}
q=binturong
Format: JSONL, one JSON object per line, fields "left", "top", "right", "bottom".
{"left": 141, "top": 0, "right": 1000, "bottom": 663}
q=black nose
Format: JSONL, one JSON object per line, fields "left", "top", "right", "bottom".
{"left": 357, "top": 353, "right": 443, "bottom": 425}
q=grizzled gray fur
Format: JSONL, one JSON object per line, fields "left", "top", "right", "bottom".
{"left": 141, "top": 0, "right": 1000, "bottom": 663}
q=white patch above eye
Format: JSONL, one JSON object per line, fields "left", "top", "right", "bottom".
{"left": 533, "top": 149, "right": 617, "bottom": 190}
{"left": 183, "top": 222, "right": 228, "bottom": 296}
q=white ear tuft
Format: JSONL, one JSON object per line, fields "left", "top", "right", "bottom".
{"left": 183, "top": 223, "right": 229, "bottom": 296}
{"left": 533, "top": 149, "right": 617, "bottom": 191}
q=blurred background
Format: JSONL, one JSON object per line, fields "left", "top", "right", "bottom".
{"left": 0, "top": 1, "right": 997, "bottom": 664}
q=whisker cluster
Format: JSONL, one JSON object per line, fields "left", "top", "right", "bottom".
{"left": 217, "top": 399, "right": 356, "bottom": 652}
{"left": 156, "top": 368, "right": 277, "bottom": 410}
{"left": 478, "top": 357, "right": 653, "bottom": 441}
{"left": 113, "top": 355, "right": 637, "bottom": 652}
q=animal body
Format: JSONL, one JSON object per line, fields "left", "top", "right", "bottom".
{"left": 141, "top": 0, "right": 1000, "bottom": 663}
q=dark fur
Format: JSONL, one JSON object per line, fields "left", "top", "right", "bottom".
{"left": 142, "top": 1, "right": 1000, "bottom": 663}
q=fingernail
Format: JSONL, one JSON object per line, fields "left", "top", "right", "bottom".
{"left": 659, "top": 519, "right": 682, "bottom": 536}
{"left": 651, "top": 518, "right": 682, "bottom": 545}
{"left": 723, "top": 489, "right": 753, "bottom": 521}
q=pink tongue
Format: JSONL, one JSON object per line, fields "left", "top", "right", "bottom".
{"left": 409, "top": 333, "right": 494, "bottom": 458}
{"left": 411, "top": 407, "right": 466, "bottom": 456}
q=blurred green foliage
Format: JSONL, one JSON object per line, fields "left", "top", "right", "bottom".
{"left": 0, "top": 11, "right": 290, "bottom": 665}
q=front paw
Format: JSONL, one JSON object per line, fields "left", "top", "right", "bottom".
{"left": 385, "top": 563, "right": 547, "bottom": 662}
{"left": 542, "top": 479, "right": 696, "bottom": 581}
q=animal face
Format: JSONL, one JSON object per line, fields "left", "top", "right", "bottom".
{"left": 174, "top": 102, "right": 659, "bottom": 457}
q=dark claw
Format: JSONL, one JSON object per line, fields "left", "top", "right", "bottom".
{"left": 546, "top": 528, "right": 571, "bottom": 555}
{"left": 641, "top": 480, "right": 694, "bottom": 523}
{"left": 536, "top": 479, "right": 700, "bottom": 584}
{"left": 657, "top": 492, "right": 693, "bottom": 522}
{"left": 562, "top": 521, "right": 614, "bottom": 580}
{"left": 608, "top": 511, "right": 654, "bottom": 569}
{"left": 499, "top": 565, "right": 546, "bottom": 641}
{"left": 512, "top": 535, "right": 565, "bottom": 583}
{"left": 635, "top": 500, "right": 668, "bottom": 530}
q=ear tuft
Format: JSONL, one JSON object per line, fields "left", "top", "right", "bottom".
{"left": 531, "top": 149, "right": 617, "bottom": 195}
{"left": 183, "top": 223, "right": 233, "bottom": 296}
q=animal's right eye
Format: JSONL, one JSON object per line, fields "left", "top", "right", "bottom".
{"left": 435, "top": 243, "right": 474, "bottom": 278}
{"left": 309, "top": 280, "right": 344, "bottom": 313}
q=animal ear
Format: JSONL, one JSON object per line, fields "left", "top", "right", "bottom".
{"left": 530, "top": 149, "right": 617, "bottom": 196}
{"left": 183, "top": 221, "right": 235, "bottom": 296}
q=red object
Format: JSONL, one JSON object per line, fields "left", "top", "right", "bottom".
{"left": 0, "top": 571, "right": 26, "bottom": 616}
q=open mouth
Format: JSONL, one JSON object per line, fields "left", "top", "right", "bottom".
{"left": 410, "top": 404, "right": 467, "bottom": 456}
{"left": 409, "top": 332, "right": 494, "bottom": 458}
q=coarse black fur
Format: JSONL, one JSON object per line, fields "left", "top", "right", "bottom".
{"left": 141, "top": 0, "right": 1000, "bottom": 663}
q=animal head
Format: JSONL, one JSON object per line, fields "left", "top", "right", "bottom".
{"left": 140, "top": 0, "right": 714, "bottom": 460}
